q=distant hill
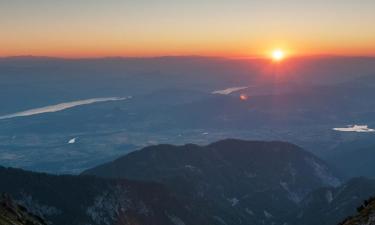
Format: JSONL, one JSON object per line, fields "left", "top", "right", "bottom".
{"left": 289, "top": 177, "right": 375, "bottom": 225}
{"left": 326, "top": 145, "right": 375, "bottom": 179}
{"left": 83, "top": 139, "right": 341, "bottom": 225}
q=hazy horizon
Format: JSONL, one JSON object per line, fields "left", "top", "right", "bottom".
{"left": 2, "top": 53, "right": 375, "bottom": 60}
{"left": 2, "top": 0, "right": 375, "bottom": 58}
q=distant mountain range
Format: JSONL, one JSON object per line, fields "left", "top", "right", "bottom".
{"left": 325, "top": 144, "right": 375, "bottom": 179}
{"left": 1, "top": 139, "right": 374, "bottom": 225}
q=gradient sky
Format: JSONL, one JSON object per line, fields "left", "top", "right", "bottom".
{"left": 1, "top": 0, "right": 375, "bottom": 57}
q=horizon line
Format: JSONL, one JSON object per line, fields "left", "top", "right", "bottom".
{"left": 1, "top": 53, "right": 375, "bottom": 60}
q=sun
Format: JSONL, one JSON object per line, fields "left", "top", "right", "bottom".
{"left": 272, "top": 49, "right": 285, "bottom": 61}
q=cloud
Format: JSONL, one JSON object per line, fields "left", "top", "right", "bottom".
{"left": 333, "top": 125, "right": 375, "bottom": 133}
{"left": 212, "top": 86, "right": 248, "bottom": 95}
{"left": 0, "top": 96, "right": 131, "bottom": 120}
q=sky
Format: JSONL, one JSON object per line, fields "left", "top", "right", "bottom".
{"left": 1, "top": 0, "right": 375, "bottom": 58}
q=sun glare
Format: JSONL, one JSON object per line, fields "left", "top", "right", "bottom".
{"left": 239, "top": 94, "right": 248, "bottom": 101}
{"left": 272, "top": 49, "right": 285, "bottom": 61}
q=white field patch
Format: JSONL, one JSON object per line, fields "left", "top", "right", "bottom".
{"left": 68, "top": 138, "right": 77, "bottom": 144}
{"left": 212, "top": 86, "right": 248, "bottom": 95}
{"left": 333, "top": 125, "right": 375, "bottom": 133}
{"left": 0, "top": 153, "right": 20, "bottom": 160}
{"left": 0, "top": 96, "right": 131, "bottom": 120}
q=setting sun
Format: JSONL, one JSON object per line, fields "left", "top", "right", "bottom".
{"left": 272, "top": 49, "right": 285, "bottom": 61}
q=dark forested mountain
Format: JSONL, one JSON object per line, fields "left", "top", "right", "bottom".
{"left": 83, "top": 139, "right": 341, "bottom": 225}
{"left": 0, "top": 166, "right": 214, "bottom": 225}
{"left": 0, "top": 139, "right": 374, "bottom": 225}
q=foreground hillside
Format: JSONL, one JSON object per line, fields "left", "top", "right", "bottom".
{"left": 339, "top": 197, "right": 375, "bottom": 225}
{"left": 0, "top": 194, "right": 46, "bottom": 225}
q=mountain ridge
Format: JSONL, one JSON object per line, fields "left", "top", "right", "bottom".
{"left": 0, "top": 139, "right": 374, "bottom": 225}
{"left": 83, "top": 139, "right": 342, "bottom": 225}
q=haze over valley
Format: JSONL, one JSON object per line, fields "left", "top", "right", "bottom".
{"left": 1, "top": 56, "right": 375, "bottom": 176}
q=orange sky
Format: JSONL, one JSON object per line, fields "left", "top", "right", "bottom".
{"left": 1, "top": 1, "right": 375, "bottom": 58}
